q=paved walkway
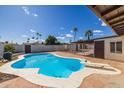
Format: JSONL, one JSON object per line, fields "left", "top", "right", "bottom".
{"left": 0, "top": 51, "right": 124, "bottom": 88}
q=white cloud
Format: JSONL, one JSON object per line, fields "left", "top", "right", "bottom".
{"left": 70, "top": 30, "right": 73, "bottom": 33}
{"left": 65, "top": 34, "right": 73, "bottom": 38}
{"left": 98, "top": 18, "right": 107, "bottom": 27}
{"left": 22, "top": 6, "right": 30, "bottom": 15}
{"left": 98, "top": 18, "right": 101, "bottom": 21}
{"left": 32, "top": 13, "right": 38, "bottom": 17}
{"left": 40, "top": 39, "right": 45, "bottom": 42}
{"left": 101, "top": 21, "right": 107, "bottom": 26}
{"left": 22, "top": 6, "right": 38, "bottom": 17}
{"left": 30, "top": 29, "right": 36, "bottom": 33}
{"left": 93, "top": 30, "right": 103, "bottom": 33}
{"left": 21, "top": 35, "right": 28, "bottom": 38}
{"left": 56, "top": 36, "right": 65, "bottom": 40}
{"left": 93, "top": 29, "right": 104, "bottom": 36}
{"left": 56, "top": 34, "right": 73, "bottom": 40}
{"left": 79, "top": 37, "right": 83, "bottom": 39}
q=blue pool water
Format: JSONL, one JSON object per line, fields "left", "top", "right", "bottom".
{"left": 12, "top": 53, "right": 85, "bottom": 78}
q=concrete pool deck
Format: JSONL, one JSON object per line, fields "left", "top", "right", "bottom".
{"left": 0, "top": 52, "right": 122, "bottom": 88}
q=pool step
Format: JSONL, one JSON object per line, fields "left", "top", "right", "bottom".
{"left": 85, "top": 64, "right": 116, "bottom": 71}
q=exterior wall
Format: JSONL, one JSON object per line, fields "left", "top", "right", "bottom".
{"left": 95, "top": 35, "right": 124, "bottom": 61}
{"left": 76, "top": 43, "right": 94, "bottom": 51}
{"left": 31, "top": 45, "right": 68, "bottom": 53}
{"left": 0, "top": 43, "right": 4, "bottom": 57}
{"left": 14, "top": 44, "right": 25, "bottom": 53}
{"left": 67, "top": 44, "right": 76, "bottom": 51}
{"left": 86, "top": 44, "right": 94, "bottom": 49}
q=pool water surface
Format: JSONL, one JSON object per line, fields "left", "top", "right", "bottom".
{"left": 12, "top": 53, "right": 85, "bottom": 78}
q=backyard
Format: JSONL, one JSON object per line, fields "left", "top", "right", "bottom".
{"left": 0, "top": 51, "right": 123, "bottom": 88}
{"left": 0, "top": 5, "right": 124, "bottom": 88}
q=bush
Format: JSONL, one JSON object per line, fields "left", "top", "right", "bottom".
{"left": 4, "top": 44, "right": 15, "bottom": 52}
{"left": 3, "top": 52, "right": 12, "bottom": 61}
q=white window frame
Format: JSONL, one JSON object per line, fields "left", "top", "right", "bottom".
{"left": 110, "top": 41, "right": 122, "bottom": 54}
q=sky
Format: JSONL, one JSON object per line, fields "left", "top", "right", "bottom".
{"left": 0, "top": 5, "right": 116, "bottom": 44}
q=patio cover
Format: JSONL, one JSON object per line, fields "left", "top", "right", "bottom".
{"left": 88, "top": 5, "right": 124, "bottom": 35}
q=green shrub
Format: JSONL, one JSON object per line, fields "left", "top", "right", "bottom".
{"left": 4, "top": 44, "right": 15, "bottom": 52}
{"left": 3, "top": 52, "right": 12, "bottom": 61}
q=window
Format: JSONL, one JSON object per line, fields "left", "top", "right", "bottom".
{"left": 110, "top": 41, "right": 122, "bottom": 53}
{"left": 80, "top": 44, "right": 82, "bottom": 49}
{"left": 83, "top": 44, "right": 87, "bottom": 49}
{"left": 116, "top": 42, "right": 122, "bottom": 53}
{"left": 110, "top": 42, "right": 115, "bottom": 53}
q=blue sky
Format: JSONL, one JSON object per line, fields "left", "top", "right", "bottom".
{"left": 0, "top": 5, "right": 116, "bottom": 44}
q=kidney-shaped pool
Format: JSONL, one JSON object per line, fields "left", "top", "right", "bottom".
{"left": 12, "top": 53, "right": 85, "bottom": 78}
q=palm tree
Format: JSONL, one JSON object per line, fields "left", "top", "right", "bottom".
{"left": 36, "top": 32, "right": 39, "bottom": 40}
{"left": 27, "top": 38, "right": 30, "bottom": 43}
{"left": 39, "top": 33, "right": 42, "bottom": 39}
{"left": 72, "top": 27, "right": 78, "bottom": 42}
{"left": 36, "top": 32, "right": 42, "bottom": 40}
{"left": 85, "top": 30, "right": 93, "bottom": 40}
{"left": 32, "top": 36, "right": 35, "bottom": 39}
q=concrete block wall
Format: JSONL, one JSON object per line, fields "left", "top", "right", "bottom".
{"left": 0, "top": 43, "right": 4, "bottom": 57}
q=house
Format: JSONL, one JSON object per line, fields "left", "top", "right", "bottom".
{"left": 69, "top": 40, "right": 94, "bottom": 56}
{"left": 71, "top": 40, "right": 94, "bottom": 51}
{"left": 94, "top": 35, "right": 124, "bottom": 61}
{"left": 88, "top": 5, "right": 124, "bottom": 61}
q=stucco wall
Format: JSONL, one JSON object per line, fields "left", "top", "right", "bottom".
{"left": 95, "top": 35, "right": 124, "bottom": 61}
{"left": 14, "top": 45, "right": 24, "bottom": 53}
{"left": 0, "top": 43, "right": 4, "bottom": 57}
{"left": 67, "top": 44, "right": 76, "bottom": 51}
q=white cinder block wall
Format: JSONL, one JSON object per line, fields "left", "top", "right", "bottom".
{"left": 0, "top": 43, "right": 4, "bottom": 57}
{"left": 31, "top": 45, "right": 68, "bottom": 53}
{"left": 14, "top": 45, "right": 25, "bottom": 53}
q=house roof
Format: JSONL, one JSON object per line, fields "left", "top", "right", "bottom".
{"left": 88, "top": 5, "right": 124, "bottom": 35}
{"left": 71, "top": 40, "right": 94, "bottom": 44}
{"left": 72, "top": 35, "right": 118, "bottom": 43}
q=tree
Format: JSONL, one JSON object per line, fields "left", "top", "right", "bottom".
{"left": 4, "top": 44, "right": 15, "bottom": 53}
{"left": 39, "top": 33, "right": 42, "bottom": 39}
{"left": 45, "top": 35, "right": 60, "bottom": 45}
{"left": 32, "top": 37, "right": 35, "bottom": 39}
{"left": 27, "top": 38, "right": 30, "bottom": 43}
{"left": 85, "top": 30, "right": 93, "bottom": 40}
{"left": 72, "top": 27, "right": 78, "bottom": 42}
{"left": 36, "top": 32, "right": 42, "bottom": 40}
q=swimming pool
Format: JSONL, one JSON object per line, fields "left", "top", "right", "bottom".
{"left": 12, "top": 53, "right": 85, "bottom": 78}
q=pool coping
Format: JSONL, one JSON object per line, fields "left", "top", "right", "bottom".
{"left": 0, "top": 52, "right": 121, "bottom": 88}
